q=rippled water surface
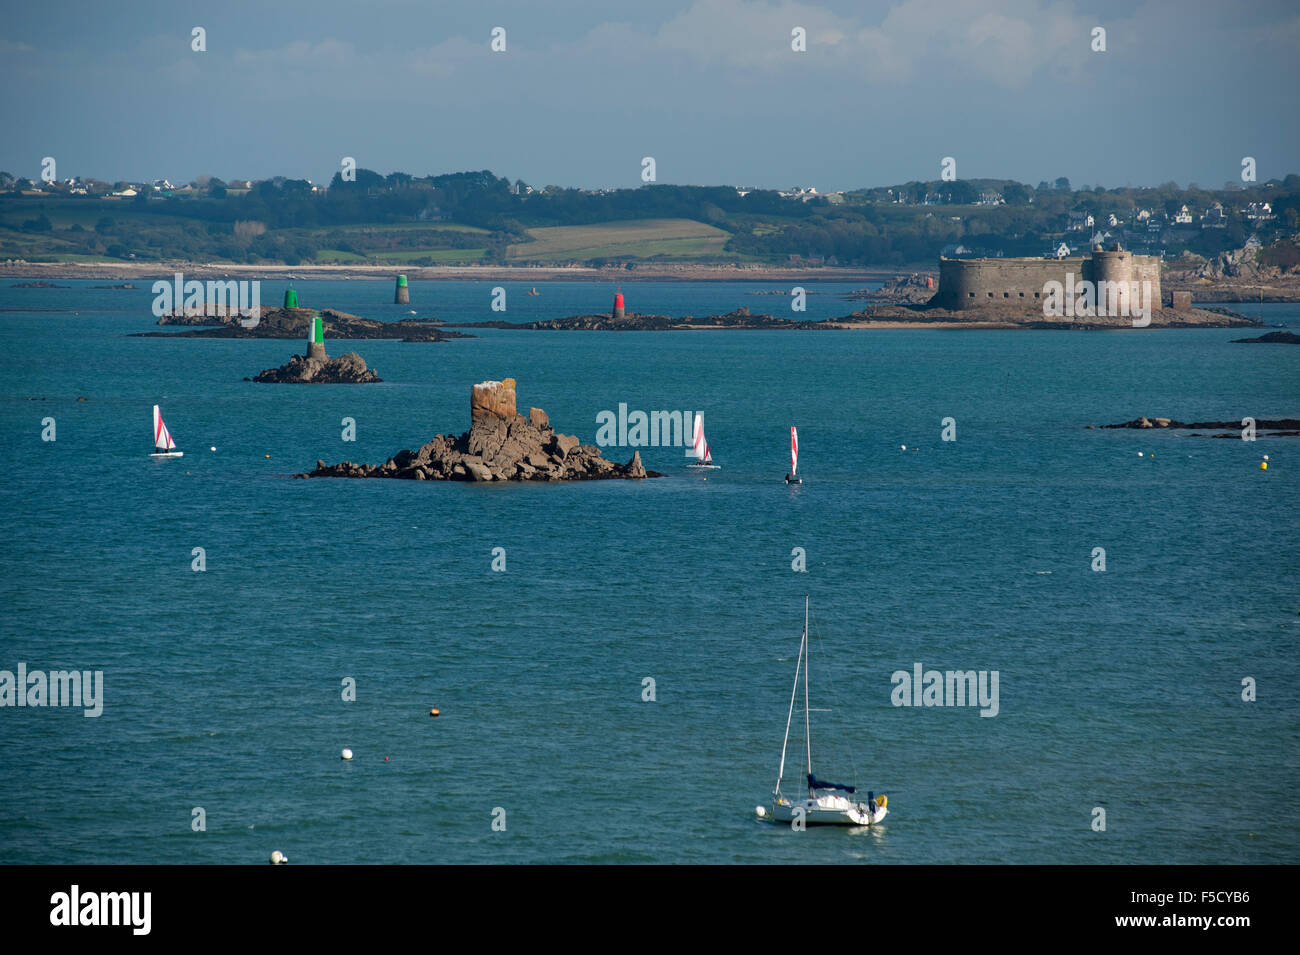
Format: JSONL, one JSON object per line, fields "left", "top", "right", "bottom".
{"left": 1, "top": 279, "right": 1296, "bottom": 863}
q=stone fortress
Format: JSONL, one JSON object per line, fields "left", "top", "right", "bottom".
{"left": 933, "top": 244, "right": 1162, "bottom": 312}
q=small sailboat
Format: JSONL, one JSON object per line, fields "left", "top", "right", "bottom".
{"left": 785, "top": 426, "right": 801, "bottom": 484}
{"left": 150, "top": 405, "right": 183, "bottom": 458}
{"left": 768, "top": 597, "right": 887, "bottom": 827}
{"left": 687, "top": 413, "right": 720, "bottom": 469}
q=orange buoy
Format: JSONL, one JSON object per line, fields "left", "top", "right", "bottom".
{"left": 429, "top": 707, "right": 440, "bottom": 717}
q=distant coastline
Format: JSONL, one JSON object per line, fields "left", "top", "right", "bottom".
{"left": 0, "top": 261, "right": 904, "bottom": 283}
{"left": 4, "top": 259, "right": 1298, "bottom": 303}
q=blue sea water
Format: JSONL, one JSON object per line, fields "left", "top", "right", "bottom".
{"left": 0, "top": 277, "right": 1296, "bottom": 864}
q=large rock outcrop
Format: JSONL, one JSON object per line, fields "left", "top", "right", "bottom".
{"left": 848, "top": 274, "right": 937, "bottom": 303}
{"left": 1088, "top": 415, "right": 1300, "bottom": 437}
{"left": 252, "top": 351, "right": 382, "bottom": 384}
{"left": 1230, "top": 331, "right": 1300, "bottom": 344}
{"left": 301, "top": 379, "right": 661, "bottom": 482}
{"left": 1095, "top": 416, "right": 1300, "bottom": 430}
{"left": 448, "top": 308, "right": 817, "bottom": 331}
{"left": 136, "top": 306, "right": 470, "bottom": 341}
{"left": 1196, "top": 237, "right": 1268, "bottom": 281}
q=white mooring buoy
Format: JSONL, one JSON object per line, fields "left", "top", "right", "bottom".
{"left": 341, "top": 748, "right": 353, "bottom": 761}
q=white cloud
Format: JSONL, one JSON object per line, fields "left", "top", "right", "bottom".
{"left": 642, "top": 0, "right": 1102, "bottom": 87}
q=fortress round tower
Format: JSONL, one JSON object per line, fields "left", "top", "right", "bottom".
{"left": 1087, "top": 246, "right": 1134, "bottom": 315}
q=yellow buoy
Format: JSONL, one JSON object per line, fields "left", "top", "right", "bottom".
{"left": 429, "top": 708, "right": 440, "bottom": 717}
{"left": 1260, "top": 461, "right": 1267, "bottom": 470}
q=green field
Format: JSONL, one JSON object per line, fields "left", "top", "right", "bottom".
{"left": 506, "top": 218, "right": 732, "bottom": 262}
{"left": 311, "top": 249, "right": 367, "bottom": 263}
{"left": 318, "top": 222, "right": 491, "bottom": 237}
{"left": 313, "top": 247, "right": 487, "bottom": 264}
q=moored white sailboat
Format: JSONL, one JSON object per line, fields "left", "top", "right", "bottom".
{"left": 785, "top": 426, "right": 801, "bottom": 484}
{"left": 767, "top": 597, "right": 887, "bottom": 827}
{"left": 150, "top": 405, "right": 183, "bottom": 458}
{"left": 687, "top": 413, "right": 720, "bottom": 469}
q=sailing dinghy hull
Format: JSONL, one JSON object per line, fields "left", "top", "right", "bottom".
{"left": 149, "top": 451, "right": 184, "bottom": 458}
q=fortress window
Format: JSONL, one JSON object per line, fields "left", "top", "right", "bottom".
{"left": 1034, "top": 292, "right": 1040, "bottom": 298}
{"left": 988, "top": 292, "right": 993, "bottom": 297}
{"left": 1019, "top": 292, "right": 1025, "bottom": 297}
{"left": 1004, "top": 292, "right": 1010, "bottom": 298}
{"left": 969, "top": 292, "right": 975, "bottom": 298}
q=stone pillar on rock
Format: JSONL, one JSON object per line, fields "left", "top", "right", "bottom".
{"left": 471, "top": 378, "right": 517, "bottom": 421}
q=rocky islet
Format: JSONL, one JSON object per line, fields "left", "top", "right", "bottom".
{"left": 302, "top": 378, "right": 660, "bottom": 482}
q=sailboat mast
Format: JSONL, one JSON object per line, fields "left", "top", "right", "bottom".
{"left": 803, "top": 596, "right": 812, "bottom": 786}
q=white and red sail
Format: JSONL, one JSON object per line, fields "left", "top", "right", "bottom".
{"left": 153, "top": 404, "right": 176, "bottom": 451}
{"left": 691, "top": 413, "right": 712, "bottom": 464}
{"left": 790, "top": 426, "right": 799, "bottom": 477}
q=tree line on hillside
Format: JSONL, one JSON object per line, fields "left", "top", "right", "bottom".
{"left": 2, "top": 168, "right": 1298, "bottom": 266}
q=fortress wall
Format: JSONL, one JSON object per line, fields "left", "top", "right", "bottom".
{"left": 935, "top": 258, "right": 1086, "bottom": 309}
{"left": 936, "top": 254, "right": 1164, "bottom": 311}
{"left": 1133, "top": 258, "right": 1162, "bottom": 305}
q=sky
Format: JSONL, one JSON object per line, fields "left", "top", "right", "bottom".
{"left": 2, "top": 0, "right": 1297, "bottom": 192}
